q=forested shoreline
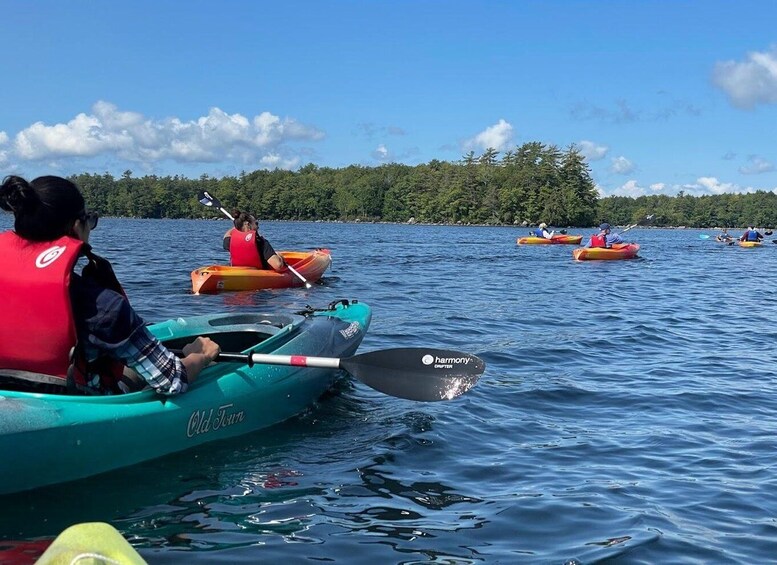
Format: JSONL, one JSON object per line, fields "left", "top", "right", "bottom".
{"left": 70, "top": 143, "right": 777, "bottom": 228}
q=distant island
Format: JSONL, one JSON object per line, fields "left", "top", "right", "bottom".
{"left": 71, "top": 144, "right": 777, "bottom": 229}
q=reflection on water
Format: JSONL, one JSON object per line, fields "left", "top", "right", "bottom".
{"left": 2, "top": 218, "right": 777, "bottom": 562}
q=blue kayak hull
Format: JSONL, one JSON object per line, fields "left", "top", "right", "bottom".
{"left": 0, "top": 300, "right": 371, "bottom": 495}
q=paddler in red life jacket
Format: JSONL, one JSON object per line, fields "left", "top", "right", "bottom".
{"left": 0, "top": 175, "right": 220, "bottom": 395}
{"left": 222, "top": 210, "right": 288, "bottom": 272}
{"left": 586, "top": 222, "right": 624, "bottom": 248}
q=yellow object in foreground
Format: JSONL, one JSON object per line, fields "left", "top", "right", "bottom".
{"left": 35, "top": 522, "right": 146, "bottom": 565}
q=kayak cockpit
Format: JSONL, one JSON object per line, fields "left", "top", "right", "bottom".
{"left": 0, "top": 313, "right": 306, "bottom": 395}
{"left": 152, "top": 312, "right": 305, "bottom": 354}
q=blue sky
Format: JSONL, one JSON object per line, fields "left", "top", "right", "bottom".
{"left": 1, "top": 0, "right": 776, "bottom": 197}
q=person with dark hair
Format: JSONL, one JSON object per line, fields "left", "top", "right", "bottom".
{"left": 0, "top": 175, "right": 220, "bottom": 395}
{"left": 222, "top": 210, "right": 288, "bottom": 272}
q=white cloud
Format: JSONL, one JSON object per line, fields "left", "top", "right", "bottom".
{"left": 372, "top": 144, "right": 390, "bottom": 161}
{"left": 10, "top": 101, "right": 324, "bottom": 169}
{"left": 577, "top": 140, "right": 608, "bottom": 161}
{"left": 570, "top": 99, "right": 638, "bottom": 124}
{"left": 712, "top": 47, "right": 777, "bottom": 109}
{"left": 464, "top": 119, "right": 514, "bottom": 152}
{"left": 259, "top": 153, "right": 300, "bottom": 169}
{"left": 669, "top": 177, "right": 768, "bottom": 196}
{"left": 694, "top": 176, "right": 743, "bottom": 195}
{"left": 601, "top": 177, "right": 776, "bottom": 197}
{"left": 611, "top": 180, "right": 647, "bottom": 197}
{"left": 357, "top": 123, "right": 407, "bottom": 139}
{"left": 739, "top": 155, "right": 775, "bottom": 175}
{"left": 0, "top": 131, "right": 8, "bottom": 165}
{"left": 610, "top": 156, "right": 635, "bottom": 174}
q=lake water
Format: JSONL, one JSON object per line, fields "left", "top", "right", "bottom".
{"left": 1, "top": 217, "right": 776, "bottom": 564}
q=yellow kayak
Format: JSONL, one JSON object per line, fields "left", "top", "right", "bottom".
{"left": 191, "top": 249, "right": 332, "bottom": 294}
{"left": 517, "top": 234, "right": 583, "bottom": 245}
{"left": 573, "top": 243, "right": 640, "bottom": 261}
{"left": 35, "top": 522, "right": 146, "bottom": 565}
{"left": 738, "top": 240, "right": 763, "bottom": 248}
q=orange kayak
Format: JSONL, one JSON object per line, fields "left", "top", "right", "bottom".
{"left": 573, "top": 243, "right": 640, "bottom": 261}
{"left": 191, "top": 249, "right": 332, "bottom": 294}
{"left": 517, "top": 235, "right": 583, "bottom": 245}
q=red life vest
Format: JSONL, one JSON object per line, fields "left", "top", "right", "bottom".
{"left": 0, "top": 232, "right": 81, "bottom": 382}
{"left": 590, "top": 233, "right": 607, "bottom": 248}
{"left": 229, "top": 228, "right": 263, "bottom": 268}
{"left": 0, "top": 231, "right": 125, "bottom": 393}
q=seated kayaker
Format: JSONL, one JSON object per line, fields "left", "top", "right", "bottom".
{"left": 739, "top": 226, "right": 763, "bottom": 242}
{"left": 0, "top": 175, "right": 220, "bottom": 395}
{"left": 222, "top": 210, "right": 288, "bottom": 272}
{"left": 716, "top": 228, "right": 733, "bottom": 242}
{"left": 586, "top": 223, "right": 623, "bottom": 248}
{"left": 531, "top": 222, "right": 555, "bottom": 240}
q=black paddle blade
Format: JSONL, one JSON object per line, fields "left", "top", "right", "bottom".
{"left": 198, "top": 190, "right": 221, "bottom": 208}
{"left": 343, "top": 348, "right": 485, "bottom": 402}
{"left": 638, "top": 214, "right": 655, "bottom": 225}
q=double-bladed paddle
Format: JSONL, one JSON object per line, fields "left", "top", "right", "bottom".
{"left": 198, "top": 190, "right": 233, "bottom": 220}
{"left": 197, "top": 190, "right": 313, "bottom": 288}
{"left": 210, "top": 347, "right": 485, "bottom": 402}
{"left": 617, "top": 214, "right": 655, "bottom": 236}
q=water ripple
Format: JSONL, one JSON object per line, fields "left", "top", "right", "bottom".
{"left": 2, "top": 218, "right": 777, "bottom": 563}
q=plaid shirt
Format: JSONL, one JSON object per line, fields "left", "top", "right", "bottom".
{"left": 116, "top": 326, "right": 188, "bottom": 395}
{"left": 72, "top": 274, "right": 188, "bottom": 395}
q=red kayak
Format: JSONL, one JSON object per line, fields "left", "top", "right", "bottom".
{"left": 573, "top": 243, "right": 640, "bottom": 261}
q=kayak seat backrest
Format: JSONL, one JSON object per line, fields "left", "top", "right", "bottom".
{"left": 0, "top": 373, "right": 68, "bottom": 394}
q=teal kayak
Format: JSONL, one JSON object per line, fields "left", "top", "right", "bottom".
{"left": 0, "top": 299, "right": 371, "bottom": 495}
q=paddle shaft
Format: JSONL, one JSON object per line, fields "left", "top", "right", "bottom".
{"left": 217, "top": 351, "right": 340, "bottom": 369}
{"left": 615, "top": 214, "right": 654, "bottom": 236}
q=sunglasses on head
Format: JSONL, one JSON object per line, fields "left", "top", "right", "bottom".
{"left": 79, "top": 211, "right": 99, "bottom": 230}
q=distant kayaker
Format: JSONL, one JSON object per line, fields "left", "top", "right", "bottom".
{"left": 531, "top": 222, "right": 555, "bottom": 240}
{"left": 222, "top": 210, "right": 288, "bottom": 272}
{"left": 586, "top": 222, "right": 624, "bottom": 248}
{"left": 739, "top": 226, "right": 764, "bottom": 242}
{"left": 0, "top": 175, "right": 220, "bottom": 395}
{"left": 716, "top": 228, "right": 733, "bottom": 242}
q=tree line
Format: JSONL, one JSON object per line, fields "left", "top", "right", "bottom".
{"left": 69, "top": 143, "right": 777, "bottom": 228}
